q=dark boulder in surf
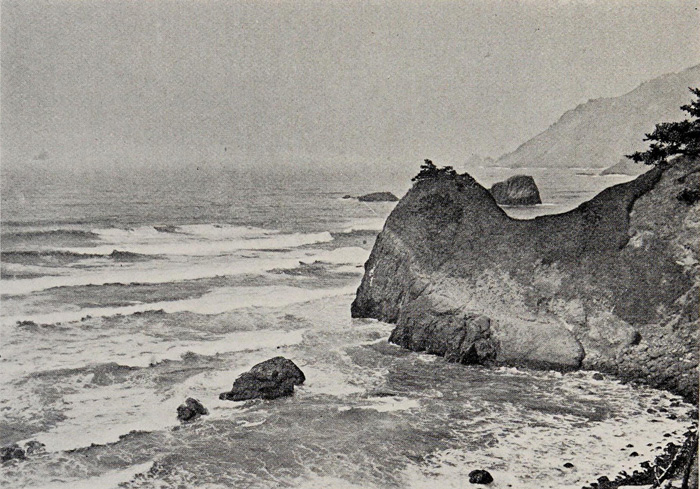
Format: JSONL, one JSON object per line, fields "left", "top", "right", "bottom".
{"left": 1, "top": 444, "right": 25, "bottom": 462}
{"left": 489, "top": 175, "right": 542, "bottom": 205}
{"left": 176, "top": 397, "right": 209, "bottom": 422}
{"left": 469, "top": 469, "right": 494, "bottom": 484}
{"left": 219, "top": 357, "right": 305, "bottom": 401}
{"left": 357, "top": 192, "right": 399, "bottom": 202}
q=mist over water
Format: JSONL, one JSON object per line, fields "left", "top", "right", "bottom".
{"left": 0, "top": 163, "right": 692, "bottom": 488}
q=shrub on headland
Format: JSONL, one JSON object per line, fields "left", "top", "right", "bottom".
{"left": 411, "top": 159, "right": 458, "bottom": 182}
{"left": 627, "top": 87, "right": 699, "bottom": 166}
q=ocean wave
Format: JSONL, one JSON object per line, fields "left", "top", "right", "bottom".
{"left": 337, "top": 218, "right": 387, "bottom": 234}
{"left": 2, "top": 229, "right": 98, "bottom": 239}
{"left": 1, "top": 249, "right": 150, "bottom": 262}
{"left": 3, "top": 284, "right": 358, "bottom": 325}
{"left": 0, "top": 251, "right": 320, "bottom": 295}
{"left": 63, "top": 225, "right": 335, "bottom": 256}
{"left": 3, "top": 328, "right": 307, "bottom": 452}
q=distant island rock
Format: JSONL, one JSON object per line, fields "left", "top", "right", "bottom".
{"left": 219, "top": 357, "right": 305, "bottom": 401}
{"left": 489, "top": 175, "right": 542, "bottom": 205}
{"left": 352, "top": 156, "right": 699, "bottom": 402}
{"left": 600, "top": 157, "right": 649, "bottom": 176}
{"left": 464, "top": 154, "right": 495, "bottom": 169}
{"left": 356, "top": 192, "right": 399, "bottom": 202}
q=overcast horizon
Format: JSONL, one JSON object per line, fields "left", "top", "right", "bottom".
{"left": 2, "top": 0, "right": 699, "bottom": 174}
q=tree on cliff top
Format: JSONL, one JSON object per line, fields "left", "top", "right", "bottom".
{"left": 412, "top": 159, "right": 458, "bottom": 181}
{"left": 626, "top": 87, "right": 700, "bottom": 166}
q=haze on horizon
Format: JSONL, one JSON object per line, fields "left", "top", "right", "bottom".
{"left": 2, "top": 0, "right": 699, "bottom": 176}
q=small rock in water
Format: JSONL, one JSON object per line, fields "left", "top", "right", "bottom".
{"left": 629, "top": 451, "right": 639, "bottom": 457}
{"left": 23, "top": 441, "right": 45, "bottom": 455}
{"left": 176, "top": 398, "right": 209, "bottom": 422}
{"left": 219, "top": 357, "right": 305, "bottom": 402}
{"left": 592, "top": 372, "right": 605, "bottom": 380}
{"left": 563, "top": 462, "right": 575, "bottom": 468}
{"left": 1, "top": 444, "right": 26, "bottom": 462}
{"left": 468, "top": 469, "right": 494, "bottom": 484}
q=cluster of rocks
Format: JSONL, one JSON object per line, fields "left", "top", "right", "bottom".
{"left": 176, "top": 398, "right": 209, "bottom": 423}
{"left": 1, "top": 440, "right": 45, "bottom": 463}
{"left": 172, "top": 357, "right": 305, "bottom": 425}
{"left": 581, "top": 430, "right": 698, "bottom": 489}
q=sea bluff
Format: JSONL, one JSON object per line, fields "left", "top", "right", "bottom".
{"left": 352, "top": 157, "right": 699, "bottom": 402}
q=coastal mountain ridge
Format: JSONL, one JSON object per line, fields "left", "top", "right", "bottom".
{"left": 493, "top": 64, "right": 700, "bottom": 170}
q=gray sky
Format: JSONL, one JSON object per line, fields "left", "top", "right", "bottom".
{"left": 2, "top": 0, "right": 699, "bottom": 172}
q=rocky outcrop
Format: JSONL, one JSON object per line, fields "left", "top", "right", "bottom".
{"left": 352, "top": 157, "right": 699, "bottom": 401}
{"left": 468, "top": 470, "right": 494, "bottom": 484}
{"left": 357, "top": 192, "right": 399, "bottom": 202}
{"left": 219, "top": 357, "right": 305, "bottom": 402}
{"left": 1, "top": 444, "right": 25, "bottom": 462}
{"left": 176, "top": 398, "right": 208, "bottom": 423}
{"left": 489, "top": 175, "right": 542, "bottom": 205}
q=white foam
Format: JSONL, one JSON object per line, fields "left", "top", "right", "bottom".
{"left": 22, "top": 461, "right": 154, "bottom": 489}
{"left": 338, "top": 218, "right": 387, "bottom": 234}
{"left": 1, "top": 327, "right": 306, "bottom": 387}
{"left": 338, "top": 397, "right": 420, "bottom": 413}
{"left": 7, "top": 329, "right": 307, "bottom": 452}
{"left": 311, "top": 247, "right": 370, "bottom": 265}
{"left": 401, "top": 380, "right": 692, "bottom": 489}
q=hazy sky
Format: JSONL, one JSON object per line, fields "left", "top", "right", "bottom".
{"left": 2, "top": 0, "right": 699, "bottom": 172}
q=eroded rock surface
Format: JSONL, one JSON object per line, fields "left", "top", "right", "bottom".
{"left": 219, "top": 357, "right": 306, "bottom": 402}
{"left": 352, "top": 157, "right": 699, "bottom": 401}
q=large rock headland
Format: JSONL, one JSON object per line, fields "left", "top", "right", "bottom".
{"left": 352, "top": 157, "right": 699, "bottom": 402}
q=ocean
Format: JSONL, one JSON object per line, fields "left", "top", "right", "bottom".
{"left": 0, "top": 163, "right": 694, "bottom": 488}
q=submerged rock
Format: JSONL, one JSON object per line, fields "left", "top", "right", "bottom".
{"left": 1, "top": 444, "right": 25, "bottom": 462}
{"left": 23, "top": 441, "right": 45, "bottom": 455}
{"left": 468, "top": 469, "right": 493, "bottom": 484}
{"left": 176, "top": 397, "right": 209, "bottom": 422}
{"left": 219, "top": 357, "right": 305, "bottom": 402}
{"left": 357, "top": 192, "right": 399, "bottom": 202}
{"left": 489, "top": 175, "right": 542, "bottom": 205}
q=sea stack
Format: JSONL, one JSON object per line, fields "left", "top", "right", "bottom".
{"left": 489, "top": 175, "right": 542, "bottom": 205}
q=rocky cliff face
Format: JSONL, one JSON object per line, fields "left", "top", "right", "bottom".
{"left": 352, "top": 157, "right": 699, "bottom": 401}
